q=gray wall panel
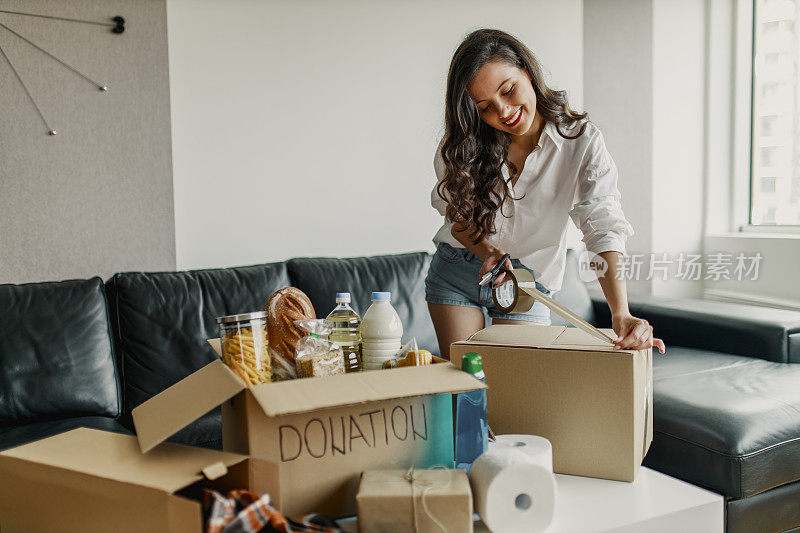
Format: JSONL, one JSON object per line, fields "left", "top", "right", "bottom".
{"left": 0, "top": 0, "right": 174, "bottom": 284}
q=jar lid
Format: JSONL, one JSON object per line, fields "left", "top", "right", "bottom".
{"left": 216, "top": 311, "right": 268, "bottom": 325}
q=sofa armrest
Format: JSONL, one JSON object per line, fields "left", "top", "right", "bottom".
{"left": 589, "top": 292, "right": 800, "bottom": 363}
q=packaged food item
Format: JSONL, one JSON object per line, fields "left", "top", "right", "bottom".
{"left": 361, "top": 292, "right": 403, "bottom": 371}
{"left": 326, "top": 292, "right": 362, "bottom": 372}
{"left": 357, "top": 469, "right": 473, "bottom": 533}
{"left": 382, "top": 338, "right": 432, "bottom": 369}
{"left": 264, "top": 287, "right": 316, "bottom": 380}
{"left": 295, "top": 319, "right": 345, "bottom": 378}
{"left": 398, "top": 350, "right": 433, "bottom": 367}
{"left": 216, "top": 312, "right": 271, "bottom": 386}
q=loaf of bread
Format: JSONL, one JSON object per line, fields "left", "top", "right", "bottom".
{"left": 264, "top": 287, "right": 316, "bottom": 380}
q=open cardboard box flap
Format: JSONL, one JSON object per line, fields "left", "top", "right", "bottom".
{"left": 133, "top": 339, "right": 485, "bottom": 453}
{"left": 467, "top": 324, "right": 627, "bottom": 352}
{"left": 0, "top": 428, "right": 249, "bottom": 494}
{"left": 133, "top": 358, "right": 245, "bottom": 453}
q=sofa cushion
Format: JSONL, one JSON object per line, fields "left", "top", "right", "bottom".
{"left": 106, "top": 262, "right": 290, "bottom": 416}
{"left": 287, "top": 253, "right": 438, "bottom": 355}
{"left": 166, "top": 408, "right": 221, "bottom": 450}
{"left": 726, "top": 478, "right": 800, "bottom": 533}
{"left": 643, "top": 347, "right": 800, "bottom": 498}
{"left": 0, "top": 416, "right": 130, "bottom": 452}
{"left": 0, "top": 278, "right": 121, "bottom": 426}
{"left": 551, "top": 249, "right": 596, "bottom": 326}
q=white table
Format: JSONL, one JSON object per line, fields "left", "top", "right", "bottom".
{"left": 341, "top": 467, "right": 723, "bottom": 532}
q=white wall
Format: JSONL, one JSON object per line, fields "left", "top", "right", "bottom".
{"left": 651, "top": 0, "right": 706, "bottom": 298}
{"left": 584, "top": 0, "right": 654, "bottom": 296}
{"left": 167, "top": 0, "right": 584, "bottom": 270}
{"left": 583, "top": 0, "right": 707, "bottom": 298}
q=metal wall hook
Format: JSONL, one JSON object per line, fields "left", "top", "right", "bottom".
{"left": 112, "top": 16, "right": 125, "bottom": 34}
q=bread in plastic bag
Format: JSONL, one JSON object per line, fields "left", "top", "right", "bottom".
{"left": 295, "top": 319, "right": 346, "bottom": 378}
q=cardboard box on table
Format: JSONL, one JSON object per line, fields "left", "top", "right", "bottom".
{"left": 450, "top": 324, "right": 653, "bottom": 482}
{"left": 356, "top": 469, "right": 473, "bottom": 533}
{"left": 0, "top": 428, "right": 280, "bottom": 533}
{"left": 131, "top": 339, "right": 485, "bottom": 518}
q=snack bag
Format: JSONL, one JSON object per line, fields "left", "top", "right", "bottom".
{"left": 295, "top": 319, "right": 346, "bottom": 378}
{"left": 382, "top": 338, "right": 433, "bottom": 369}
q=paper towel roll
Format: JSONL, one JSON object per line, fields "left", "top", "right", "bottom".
{"left": 470, "top": 448, "right": 557, "bottom": 533}
{"left": 490, "top": 434, "right": 553, "bottom": 472}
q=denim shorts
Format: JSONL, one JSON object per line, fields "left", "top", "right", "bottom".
{"left": 425, "top": 242, "right": 552, "bottom": 324}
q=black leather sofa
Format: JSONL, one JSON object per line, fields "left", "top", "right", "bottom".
{"left": 1, "top": 250, "right": 799, "bottom": 533}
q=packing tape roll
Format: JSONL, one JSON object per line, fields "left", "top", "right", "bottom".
{"left": 470, "top": 448, "right": 557, "bottom": 533}
{"left": 490, "top": 434, "right": 553, "bottom": 472}
{"left": 492, "top": 268, "right": 616, "bottom": 344}
{"left": 492, "top": 268, "right": 537, "bottom": 314}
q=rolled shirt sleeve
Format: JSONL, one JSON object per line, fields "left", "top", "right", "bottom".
{"left": 568, "top": 128, "right": 634, "bottom": 256}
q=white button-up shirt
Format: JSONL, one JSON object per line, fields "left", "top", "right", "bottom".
{"left": 431, "top": 120, "right": 634, "bottom": 293}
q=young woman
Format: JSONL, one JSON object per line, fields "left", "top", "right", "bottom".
{"left": 425, "top": 29, "right": 666, "bottom": 358}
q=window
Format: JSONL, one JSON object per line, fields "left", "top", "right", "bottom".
{"left": 761, "top": 115, "right": 778, "bottom": 136}
{"left": 761, "top": 82, "right": 779, "bottom": 99}
{"left": 759, "top": 146, "right": 778, "bottom": 166}
{"left": 750, "top": 0, "right": 800, "bottom": 225}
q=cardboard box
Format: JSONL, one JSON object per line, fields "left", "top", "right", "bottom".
{"left": 356, "top": 469, "right": 473, "bottom": 533}
{"left": 0, "top": 428, "right": 280, "bottom": 533}
{"left": 450, "top": 324, "right": 653, "bottom": 482}
{"left": 132, "top": 341, "right": 485, "bottom": 518}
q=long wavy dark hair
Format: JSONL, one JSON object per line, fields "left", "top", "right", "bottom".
{"left": 438, "top": 29, "right": 587, "bottom": 244}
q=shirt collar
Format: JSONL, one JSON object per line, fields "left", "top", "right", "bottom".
{"left": 541, "top": 121, "right": 564, "bottom": 151}
{"left": 500, "top": 121, "right": 564, "bottom": 181}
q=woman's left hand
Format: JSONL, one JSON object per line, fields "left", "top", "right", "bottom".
{"left": 612, "top": 313, "right": 666, "bottom": 354}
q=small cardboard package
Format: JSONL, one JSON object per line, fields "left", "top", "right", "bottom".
{"left": 0, "top": 428, "right": 280, "bottom": 533}
{"left": 356, "top": 469, "right": 473, "bottom": 533}
{"left": 450, "top": 324, "right": 653, "bottom": 482}
{"left": 131, "top": 340, "right": 484, "bottom": 518}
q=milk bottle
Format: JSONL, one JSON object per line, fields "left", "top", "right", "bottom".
{"left": 360, "top": 292, "right": 403, "bottom": 371}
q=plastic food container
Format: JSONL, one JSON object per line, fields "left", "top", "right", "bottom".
{"left": 216, "top": 311, "right": 271, "bottom": 386}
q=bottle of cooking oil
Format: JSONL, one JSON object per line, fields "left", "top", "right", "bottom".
{"left": 326, "top": 292, "right": 362, "bottom": 372}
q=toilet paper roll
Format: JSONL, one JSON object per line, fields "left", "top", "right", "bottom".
{"left": 470, "top": 448, "right": 557, "bottom": 533}
{"left": 490, "top": 434, "right": 553, "bottom": 472}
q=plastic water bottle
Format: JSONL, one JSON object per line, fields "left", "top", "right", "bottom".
{"left": 455, "top": 352, "right": 488, "bottom": 472}
{"left": 360, "top": 292, "right": 403, "bottom": 371}
{"left": 326, "top": 292, "right": 362, "bottom": 373}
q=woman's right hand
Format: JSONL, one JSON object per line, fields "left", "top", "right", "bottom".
{"left": 479, "top": 251, "right": 514, "bottom": 287}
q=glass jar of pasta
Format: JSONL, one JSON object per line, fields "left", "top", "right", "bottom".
{"left": 216, "top": 312, "right": 271, "bottom": 386}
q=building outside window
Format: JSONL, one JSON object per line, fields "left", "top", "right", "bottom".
{"left": 751, "top": 0, "right": 800, "bottom": 225}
